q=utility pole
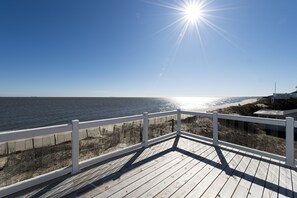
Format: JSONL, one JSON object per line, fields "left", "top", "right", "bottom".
{"left": 272, "top": 82, "right": 276, "bottom": 104}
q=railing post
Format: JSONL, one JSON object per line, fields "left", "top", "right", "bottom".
{"left": 285, "top": 117, "right": 295, "bottom": 167}
{"left": 213, "top": 112, "right": 218, "bottom": 146}
{"left": 142, "top": 112, "right": 148, "bottom": 147}
{"left": 71, "top": 120, "right": 80, "bottom": 174}
{"left": 177, "top": 109, "right": 181, "bottom": 135}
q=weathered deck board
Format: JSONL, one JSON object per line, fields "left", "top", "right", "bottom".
{"left": 231, "top": 156, "right": 261, "bottom": 198}
{"left": 200, "top": 150, "right": 243, "bottom": 198}
{"left": 91, "top": 139, "right": 205, "bottom": 198}
{"left": 291, "top": 169, "right": 297, "bottom": 198}
{"left": 154, "top": 144, "right": 218, "bottom": 198}
{"left": 123, "top": 150, "right": 207, "bottom": 197}
{"left": 100, "top": 141, "right": 210, "bottom": 198}
{"left": 215, "top": 154, "right": 253, "bottom": 198}
{"left": 185, "top": 149, "right": 239, "bottom": 197}
{"left": 262, "top": 160, "right": 280, "bottom": 198}
{"left": 82, "top": 138, "right": 200, "bottom": 198}
{"left": 95, "top": 156, "right": 181, "bottom": 198}
{"left": 247, "top": 158, "right": 270, "bottom": 197}
{"left": 138, "top": 145, "right": 215, "bottom": 198}
{"left": 13, "top": 136, "right": 296, "bottom": 198}
{"left": 200, "top": 151, "right": 244, "bottom": 198}
{"left": 278, "top": 165, "right": 293, "bottom": 198}
{"left": 22, "top": 139, "right": 175, "bottom": 198}
{"left": 131, "top": 147, "right": 213, "bottom": 198}
{"left": 170, "top": 146, "right": 233, "bottom": 198}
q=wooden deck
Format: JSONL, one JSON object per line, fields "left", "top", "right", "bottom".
{"left": 13, "top": 136, "right": 297, "bottom": 198}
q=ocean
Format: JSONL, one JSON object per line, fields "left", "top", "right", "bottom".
{"left": 0, "top": 97, "right": 257, "bottom": 132}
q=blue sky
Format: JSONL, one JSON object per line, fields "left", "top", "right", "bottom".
{"left": 0, "top": 0, "right": 296, "bottom": 97}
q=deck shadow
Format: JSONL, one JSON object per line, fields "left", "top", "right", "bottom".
{"left": 10, "top": 137, "right": 176, "bottom": 198}
{"left": 174, "top": 140, "right": 295, "bottom": 197}
{"left": 11, "top": 136, "right": 295, "bottom": 198}
{"left": 75, "top": 136, "right": 295, "bottom": 197}
{"left": 74, "top": 139, "right": 177, "bottom": 197}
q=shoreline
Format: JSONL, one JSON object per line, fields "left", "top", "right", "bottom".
{"left": 0, "top": 97, "right": 259, "bottom": 132}
{"left": 188, "top": 98, "right": 259, "bottom": 113}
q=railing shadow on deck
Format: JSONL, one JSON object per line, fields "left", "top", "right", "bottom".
{"left": 176, "top": 136, "right": 295, "bottom": 197}
{"left": 10, "top": 136, "right": 178, "bottom": 198}
{"left": 10, "top": 135, "right": 294, "bottom": 198}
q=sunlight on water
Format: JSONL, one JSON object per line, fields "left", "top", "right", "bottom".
{"left": 0, "top": 97, "right": 257, "bottom": 131}
{"left": 169, "top": 97, "right": 219, "bottom": 110}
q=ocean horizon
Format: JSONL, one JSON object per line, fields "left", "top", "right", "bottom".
{"left": 0, "top": 96, "right": 259, "bottom": 132}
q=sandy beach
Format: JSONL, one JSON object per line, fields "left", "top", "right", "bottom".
{"left": 191, "top": 98, "right": 259, "bottom": 112}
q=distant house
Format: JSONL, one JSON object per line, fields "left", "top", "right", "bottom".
{"left": 272, "top": 92, "right": 297, "bottom": 100}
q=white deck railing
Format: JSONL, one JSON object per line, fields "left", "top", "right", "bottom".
{"left": 0, "top": 109, "right": 296, "bottom": 197}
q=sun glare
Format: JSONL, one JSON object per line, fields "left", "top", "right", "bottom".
{"left": 151, "top": 0, "right": 231, "bottom": 48}
{"left": 184, "top": 4, "right": 202, "bottom": 23}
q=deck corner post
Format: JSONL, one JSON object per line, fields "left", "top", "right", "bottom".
{"left": 142, "top": 112, "right": 149, "bottom": 147}
{"left": 285, "top": 117, "right": 295, "bottom": 167}
{"left": 71, "top": 119, "right": 80, "bottom": 174}
{"left": 213, "top": 112, "right": 218, "bottom": 146}
{"left": 177, "top": 109, "right": 181, "bottom": 135}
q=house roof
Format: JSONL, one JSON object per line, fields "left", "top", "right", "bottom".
{"left": 254, "top": 110, "right": 285, "bottom": 116}
{"left": 254, "top": 109, "right": 297, "bottom": 116}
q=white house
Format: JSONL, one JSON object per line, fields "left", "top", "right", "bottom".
{"left": 272, "top": 91, "right": 297, "bottom": 100}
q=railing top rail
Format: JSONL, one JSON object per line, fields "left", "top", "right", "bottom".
{"left": 79, "top": 114, "right": 143, "bottom": 129}
{"left": 0, "top": 124, "right": 72, "bottom": 143}
{"left": 180, "top": 110, "right": 213, "bottom": 118}
{"left": 217, "top": 113, "right": 286, "bottom": 126}
{"left": 80, "top": 110, "right": 178, "bottom": 129}
{"left": 0, "top": 111, "right": 177, "bottom": 141}
{"left": 148, "top": 110, "right": 177, "bottom": 118}
{"left": 0, "top": 109, "right": 292, "bottom": 143}
{"left": 181, "top": 110, "right": 287, "bottom": 126}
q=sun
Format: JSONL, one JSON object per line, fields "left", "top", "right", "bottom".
{"left": 151, "top": 0, "right": 230, "bottom": 47}
{"left": 183, "top": 4, "right": 202, "bottom": 24}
